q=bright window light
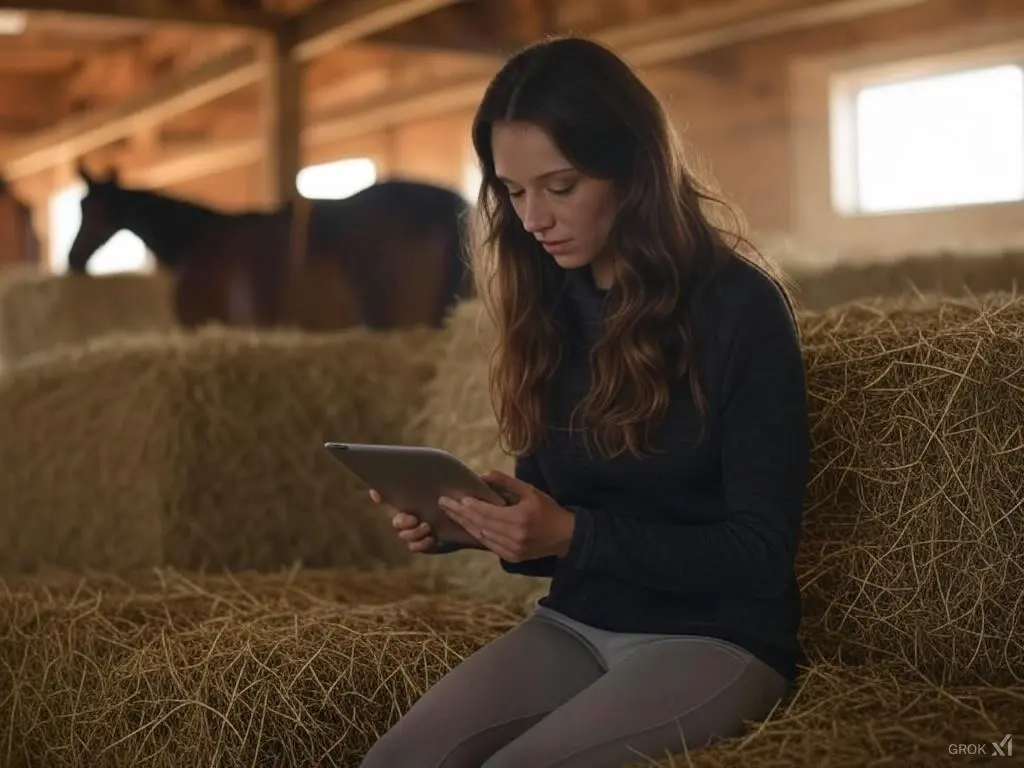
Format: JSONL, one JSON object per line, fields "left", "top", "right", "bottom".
{"left": 296, "top": 157, "right": 376, "bottom": 200}
{"left": 849, "top": 63, "right": 1024, "bottom": 214}
{"left": 462, "top": 160, "right": 482, "bottom": 202}
{"left": 0, "top": 10, "right": 27, "bottom": 35}
{"left": 48, "top": 182, "right": 152, "bottom": 275}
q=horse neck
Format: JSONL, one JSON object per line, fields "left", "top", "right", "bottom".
{"left": 116, "top": 189, "right": 222, "bottom": 267}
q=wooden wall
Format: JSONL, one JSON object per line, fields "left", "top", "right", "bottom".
{"left": 649, "top": 0, "right": 1024, "bottom": 263}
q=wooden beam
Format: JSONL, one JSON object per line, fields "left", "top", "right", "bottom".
{"left": 127, "top": 138, "right": 263, "bottom": 187}
{"left": 0, "top": 0, "right": 281, "bottom": 29}
{"left": 0, "top": 0, "right": 465, "bottom": 180}
{"left": 610, "top": 0, "right": 935, "bottom": 66}
{"left": 127, "top": 0, "right": 939, "bottom": 188}
{"left": 261, "top": 30, "right": 302, "bottom": 207}
{"left": 0, "top": 46, "right": 264, "bottom": 181}
{"left": 365, "top": 2, "right": 526, "bottom": 58}
{"left": 288, "top": 0, "right": 467, "bottom": 62}
{"left": 314, "top": 0, "right": 937, "bottom": 136}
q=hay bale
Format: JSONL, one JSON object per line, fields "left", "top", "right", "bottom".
{"left": 0, "top": 332, "right": 187, "bottom": 574}
{"left": 0, "top": 567, "right": 526, "bottom": 768}
{"left": 404, "top": 299, "right": 550, "bottom": 606}
{"left": 0, "top": 267, "right": 177, "bottom": 372}
{"left": 797, "top": 292, "right": 1024, "bottom": 686}
{"left": 0, "top": 324, "right": 445, "bottom": 575}
{"left": 164, "top": 324, "right": 445, "bottom": 572}
{"left": 642, "top": 659, "right": 1023, "bottom": 768}
{"left": 788, "top": 249, "right": 1024, "bottom": 310}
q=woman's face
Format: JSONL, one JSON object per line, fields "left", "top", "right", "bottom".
{"left": 491, "top": 120, "right": 618, "bottom": 287}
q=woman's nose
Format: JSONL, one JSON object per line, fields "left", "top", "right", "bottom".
{"left": 521, "top": 195, "right": 554, "bottom": 234}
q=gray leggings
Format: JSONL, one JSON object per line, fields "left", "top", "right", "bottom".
{"left": 359, "top": 603, "right": 790, "bottom": 768}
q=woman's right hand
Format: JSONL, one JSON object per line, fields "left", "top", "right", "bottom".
{"left": 369, "top": 488, "right": 439, "bottom": 553}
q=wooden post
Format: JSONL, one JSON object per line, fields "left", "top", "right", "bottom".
{"left": 261, "top": 30, "right": 302, "bottom": 211}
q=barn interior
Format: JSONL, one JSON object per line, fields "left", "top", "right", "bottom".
{"left": 0, "top": 1, "right": 1021, "bottom": 766}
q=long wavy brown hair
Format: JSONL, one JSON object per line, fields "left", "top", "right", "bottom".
{"left": 469, "top": 35, "right": 796, "bottom": 460}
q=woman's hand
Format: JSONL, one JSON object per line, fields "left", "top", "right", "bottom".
{"left": 369, "top": 489, "right": 482, "bottom": 553}
{"left": 437, "top": 470, "right": 576, "bottom": 563}
{"left": 369, "top": 489, "right": 438, "bottom": 553}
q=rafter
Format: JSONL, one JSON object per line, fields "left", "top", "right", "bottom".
{"left": 286, "top": 0, "right": 468, "bottom": 62}
{"left": 133, "top": 0, "right": 940, "bottom": 187}
{"left": 365, "top": 1, "right": 528, "bottom": 58}
{"left": 0, "top": 0, "right": 467, "bottom": 179}
{"left": 0, "top": 0, "right": 281, "bottom": 29}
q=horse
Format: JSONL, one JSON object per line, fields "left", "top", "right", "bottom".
{"left": 65, "top": 164, "right": 474, "bottom": 331}
{"left": 0, "top": 175, "right": 40, "bottom": 268}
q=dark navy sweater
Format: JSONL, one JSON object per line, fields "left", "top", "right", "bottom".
{"left": 503, "top": 254, "right": 810, "bottom": 683}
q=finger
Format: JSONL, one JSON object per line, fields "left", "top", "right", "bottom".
{"left": 369, "top": 489, "right": 382, "bottom": 504}
{"left": 398, "top": 522, "right": 432, "bottom": 541}
{"left": 480, "top": 469, "right": 530, "bottom": 494}
{"left": 408, "top": 536, "right": 437, "bottom": 553}
{"left": 475, "top": 535, "right": 516, "bottom": 562}
{"left": 440, "top": 500, "right": 520, "bottom": 550}
{"left": 392, "top": 512, "right": 420, "bottom": 528}
{"left": 456, "top": 496, "right": 524, "bottom": 534}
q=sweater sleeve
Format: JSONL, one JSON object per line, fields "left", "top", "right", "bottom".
{"left": 499, "top": 452, "right": 559, "bottom": 577}
{"left": 560, "top": 274, "right": 810, "bottom": 598}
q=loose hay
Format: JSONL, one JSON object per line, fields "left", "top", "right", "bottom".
{"left": 0, "top": 267, "right": 177, "bottom": 372}
{"left": 796, "top": 293, "right": 1024, "bottom": 686}
{"left": 640, "top": 659, "right": 1024, "bottom": 768}
{"left": 2, "top": 570, "right": 1019, "bottom": 768}
{"left": 0, "top": 323, "right": 447, "bottom": 575}
{"left": 0, "top": 567, "right": 526, "bottom": 768}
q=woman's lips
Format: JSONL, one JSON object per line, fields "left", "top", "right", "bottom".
{"left": 541, "top": 239, "right": 572, "bottom": 255}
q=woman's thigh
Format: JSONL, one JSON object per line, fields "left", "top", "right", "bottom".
{"left": 358, "top": 612, "right": 606, "bottom": 768}
{"left": 482, "top": 636, "right": 790, "bottom": 768}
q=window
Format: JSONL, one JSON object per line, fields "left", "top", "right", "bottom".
{"left": 831, "top": 62, "right": 1024, "bottom": 215}
{"left": 296, "top": 157, "right": 376, "bottom": 199}
{"left": 48, "top": 182, "right": 152, "bottom": 275}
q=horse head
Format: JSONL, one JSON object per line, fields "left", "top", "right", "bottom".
{"left": 67, "top": 163, "right": 124, "bottom": 273}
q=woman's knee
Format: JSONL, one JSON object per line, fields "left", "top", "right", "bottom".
{"left": 360, "top": 716, "right": 547, "bottom": 768}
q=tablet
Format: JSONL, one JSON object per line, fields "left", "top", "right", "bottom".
{"left": 324, "top": 442, "right": 515, "bottom": 543}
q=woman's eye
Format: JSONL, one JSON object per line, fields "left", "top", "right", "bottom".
{"left": 507, "top": 189, "right": 524, "bottom": 199}
{"left": 550, "top": 184, "right": 575, "bottom": 196}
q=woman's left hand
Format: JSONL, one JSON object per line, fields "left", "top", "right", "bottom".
{"left": 438, "top": 469, "right": 575, "bottom": 563}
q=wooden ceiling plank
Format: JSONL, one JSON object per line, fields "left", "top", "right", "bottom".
{"left": 611, "top": 0, "right": 934, "bottom": 65}
{"left": 134, "top": 0, "right": 940, "bottom": 186}
{"left": 0, "top": 0, "right": 465, "bottom": 179}
{"left": 307, "top": 0, "right": 937, "bottom": 136}
{"left": 0, "top": 0, "right": 281, "bottom": 30}
{"left": 287, "top": 0, "right": 468, "bottom": 61}
{"left": 363, "top": 2, "right": 525, "bottom": 59}
{"left": 1, "top": 46, "right": 264, "bottom": 180}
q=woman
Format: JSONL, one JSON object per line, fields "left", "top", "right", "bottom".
{"left": 360, "top": 34, "right": 809, "bottom": 768}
